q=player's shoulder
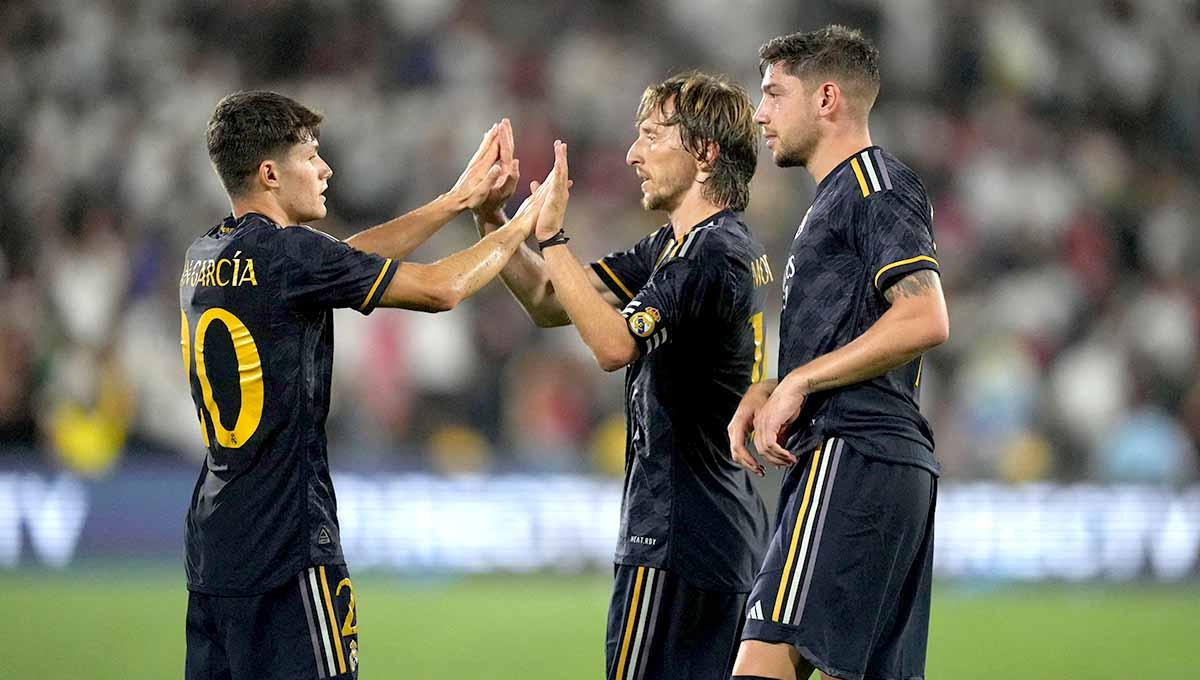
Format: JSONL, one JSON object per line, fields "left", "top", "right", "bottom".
{"left": 839, "top": 147, "right": 928, "bottom": 205}
{"left": 633, "top": 223, "right": 673, "bottom": 254}
{"left": 185, "top": 213, "right": 272, "bottom": 259}
{"left": 271, "top": 223, "right": 341, "bottom": 244}
{"left": 673, "top": 210, "right": 753, "bottom": 263}
{"left": 262, "top": 223, "right": 351, "bottom": 264}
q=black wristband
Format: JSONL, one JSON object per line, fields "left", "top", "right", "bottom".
{"left": 537, "top": 229, "right": 570, "bottom": 251}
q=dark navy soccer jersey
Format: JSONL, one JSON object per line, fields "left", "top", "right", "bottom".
{"left": 179, "top": 212, "right": 396, "bottom": 596}
{"left": 778, "top": 146, "right": 941, "bottom": 473}
{"left": 590, "top": 209, "right": 771, "bottom": 592}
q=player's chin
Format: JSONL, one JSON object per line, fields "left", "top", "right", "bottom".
{"left": 308, "top": 202, "right": 328, "bottom": 221}
{"left": 774, "top": 149, "right": 805, "bottom": 168}
{"left": 642, "top": 191, "right": 673, "bottom": 212}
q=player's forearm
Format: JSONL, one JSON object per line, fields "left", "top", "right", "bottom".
{"left": 780, "top": 301, "right": 947, "bottom": 397}
{"left": 543, "top": 245, "right": 637, "bottom": 371}
{"left": 379, "top": 220, "right": 527, "bottom": 312}
{"left": 347, "top": 193, "right": 466, "bottom": 260}
{"left": 473, "top": 210, "right": 571, "bottom": 327}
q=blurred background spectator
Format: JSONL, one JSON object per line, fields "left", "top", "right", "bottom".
{"left": 0, "top": 0, "right": 1196, "bottom": 485}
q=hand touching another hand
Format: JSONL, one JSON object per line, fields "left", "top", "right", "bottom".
{"left": 728, "top": 380, "right": 775, "bottom": 477}
{"left": 503, "top": 157, "right": 559, "bottom": 240}
{"left": 473, "top": 119, "right": 521, "bottom": 223}
{"left": 530, "top": 140, "right": 571, "bottom": 242}
{"left": 447, "top": 122, "right": 510, "bottom": 213}
{"left": 751, "top": 378, "right": 803, "bottom": 468}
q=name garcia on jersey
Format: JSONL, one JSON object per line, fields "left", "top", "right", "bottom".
{"left": 180, "top": 251, "right": 259, "bottom": 288}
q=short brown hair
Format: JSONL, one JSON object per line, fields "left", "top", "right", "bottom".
{"left": 759, "top": 25, "right": 880, "bottom": 113}
{"left": 636, "top": 71, "right": 758, "bottom": 212}
{"left": 206, "top": 91, "right": 324, "bottom": 196}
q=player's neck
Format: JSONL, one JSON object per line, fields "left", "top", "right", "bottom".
{"left": 808, "top": 127, "right": 874, "bottom": 186}
{"left": 231, "top": 193, "right": 293, "bottom": 228}
{"left": 666, "top": 190, "right": 726, "bottom": 241}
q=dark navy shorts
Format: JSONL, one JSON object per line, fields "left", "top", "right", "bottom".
{"left": 186, "top": 564, "right": 359, "bottom": 680}
{"left": 606, "top": 564, "right": 748, "bottom": 680}
{"left": 741, "top": 436, "right": 936, "bottom": 680}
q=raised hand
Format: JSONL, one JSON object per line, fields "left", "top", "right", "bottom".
{"left": 474, "top": 119, "right": 521, "bottom": 222}
{"left": 505, "top": 164, "right": 557, "bottom": 239}
{"left": 529, "top": 140, "right": 571, "bottom": 241}
{"left": 447, "top": 123, "right": 509, "bottom": 212}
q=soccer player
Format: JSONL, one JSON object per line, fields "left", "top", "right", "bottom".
{"left": 474, "top": 73, "right": 771, "bottom": 680}
{"left": 180, "top": 91, "right": 556, "bottom": 680}
{"left": 726, "top": 27, "right": 949, "bottom": 680}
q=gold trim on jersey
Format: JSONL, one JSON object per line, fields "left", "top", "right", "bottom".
{"left": 360, "top": 258, "right": 393, "bottom": 311}
{"left": 653, "top": 240, "right": 675, "bottom": 268}
{"left": 850, "top": 158, "right": 871, "bottom": 197}
{"left": 873, "top": 255, "right": 939, "bottom": 290}
{"left": 597, "top": 259, "right": 635, "bottom": 300}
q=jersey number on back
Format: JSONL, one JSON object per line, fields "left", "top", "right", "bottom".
{"left": 180, "top": 308, "right": 264, "bottom": 448}
{"left": 749, "top": 312, "right": 767, "bottom": 384}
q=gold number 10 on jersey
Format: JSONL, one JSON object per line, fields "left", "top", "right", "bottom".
{"left": 180, "top": 308, "right": 265, "bottom": 448}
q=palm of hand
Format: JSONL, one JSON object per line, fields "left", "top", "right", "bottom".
{"left": 480, "top": 171, "right": 518, "bottom": 217}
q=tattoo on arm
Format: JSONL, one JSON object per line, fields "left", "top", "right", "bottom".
{"left": 884, "top": 269, "right": 940, "bottom": 303}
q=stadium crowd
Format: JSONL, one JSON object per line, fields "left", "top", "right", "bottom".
{"left": 0, "top": 0, "right": 1197, "bottom": 482}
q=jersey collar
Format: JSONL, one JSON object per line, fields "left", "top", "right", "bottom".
{"left": 219, "top": 212, "right": 281, "bottom": 232}
{"left": 669, "top": 207, "right": 735, "bottom": 237}
{"left": 816, "top": 145, "right": 882, "bottom": 196}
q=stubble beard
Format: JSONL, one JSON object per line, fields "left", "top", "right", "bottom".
{"left": 641, "top": 168, "right": 693, "bottom": 213}
{"left": 774, "top": 135, "right": 815, "bottom": 169}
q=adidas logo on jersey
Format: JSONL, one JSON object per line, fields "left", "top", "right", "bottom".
{"left": 747, "top": 600, "right": 765, "bottom": 620}
{"left": 318, "top": 526, "right": 332, "bottom": 545}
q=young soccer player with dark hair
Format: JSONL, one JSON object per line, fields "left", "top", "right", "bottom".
{"left": 181, "top": 90, "right": 557, "bottom": 680}
{"left": 728, "top": 26, "right": 949, "bottom": 680}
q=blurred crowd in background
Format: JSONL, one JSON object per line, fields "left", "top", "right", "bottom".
{"left": 0, "top": 0, "right": 1198, "bottom": 483}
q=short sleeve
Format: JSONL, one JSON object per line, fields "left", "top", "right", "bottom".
{"left": 277, "top": 226, "right": 397, "bottom": 314}
{"left": 620, "top": 258, "right": 708, "bottom": 356}
{"left": 858, "top": 190, "right": 939, "bottom": 294}
{"left": 591, "top": 231, "right": 665, "bottom": 305}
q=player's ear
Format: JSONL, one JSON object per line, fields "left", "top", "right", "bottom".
{"left": 817, "top": 81, "right": 839, "bottom": 117}
{"left": 699, "top": 140, "right": 719, "bottom": 173}
{"left": 259, "top": 159, "right": 281, "bottom": 190}
{"left": 695, "top": 140, "right": 719, "bottom": 179}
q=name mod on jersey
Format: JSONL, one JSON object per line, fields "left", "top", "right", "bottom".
{"left": 750, "top": 253, "right": 774, "bottom": 287}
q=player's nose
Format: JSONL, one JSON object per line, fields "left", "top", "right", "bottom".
{"left": 753, "top": 101, "right": 769, "bottom": 124}
{"left": 625, "top": 140, "right": 641, "bottom": 167}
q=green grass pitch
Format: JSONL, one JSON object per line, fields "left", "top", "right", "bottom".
{"left": 3, "top": 565, "right": 1197, "bottom": 678}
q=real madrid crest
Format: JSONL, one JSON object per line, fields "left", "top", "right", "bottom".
{"left": 629, "top": 310, "right": 657, "bottom": 337}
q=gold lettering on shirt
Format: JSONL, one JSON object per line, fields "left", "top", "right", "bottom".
{"left": 180, "top": 251, "right": 260, "bottom": 288}
{"left": 750, "top": 254, "right": 774, "bottom": 287}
